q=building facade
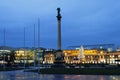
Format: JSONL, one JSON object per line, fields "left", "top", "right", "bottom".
{"left": 13, "top": 48, "right": 120, "bottom": 64}
{"left": 14, "top": 49, "right": 34, "bottom": 64}
{"left": 63, "top": 49, "right": 120, "bottom": 64}
{"left": 43, "top": 49, "right": 120, "bottom": 64}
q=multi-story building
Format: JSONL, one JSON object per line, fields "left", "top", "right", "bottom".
{"left": 13, "top": 47, "right": 120, "bottom": 65}
{"left": 63, "top": 49, "right": 120, "bottom": 64}
{"left": 14, "top": 48, "right": 45, "bottom": 64}
{"left": 14, "top": 49, "right": 34, "bottom": 64}
{"left": 0, "top": 46, "right": 12, "bottom": 64}
{"left": 43, "top": 48, "right": 120, "bottom": 64}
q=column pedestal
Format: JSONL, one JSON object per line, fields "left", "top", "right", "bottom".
{"left": 52, "top": 50, "right": 65, "bottom": 68}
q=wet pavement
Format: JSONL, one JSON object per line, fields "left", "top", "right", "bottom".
{"left": 0, "top": 70, "right": 120, "bottom": 80}
{"left": 0, "top": 70, "right": 40, "bottom": 80}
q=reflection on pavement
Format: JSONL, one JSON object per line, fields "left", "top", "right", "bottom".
{"left": 0, "top": 70, "right": 120, "bottom": 80}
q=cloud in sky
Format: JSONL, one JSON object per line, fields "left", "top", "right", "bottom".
{"left": 0, "top": 0, "right": 120, "bottom": 49}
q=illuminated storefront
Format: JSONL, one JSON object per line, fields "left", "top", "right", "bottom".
{"left": 44, "top": 53, "right": 54, "bottom": 64}
{"left": 14, "top": 49, "right": 34, "bottom": 63}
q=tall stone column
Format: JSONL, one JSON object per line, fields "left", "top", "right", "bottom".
{"left": 57, "top": 8, "right": 62, "bottom": 50}
{"left": 55, "top": 8, "right": 63, "bottom": 60}
{"left": 52, "top": 8, "right": 65, "bottom": 67}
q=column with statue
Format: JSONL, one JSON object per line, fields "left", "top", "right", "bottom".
{"left": 52, "top": 8, "right": 65, "bottom": 67}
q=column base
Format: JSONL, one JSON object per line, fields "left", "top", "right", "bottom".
{"left": 52, "top": 50, "right": 65, "bottom": 68}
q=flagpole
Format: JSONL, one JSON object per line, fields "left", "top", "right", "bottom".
{"left": 38, "top": 18, "right": 40, "bottom": 73}
{"left": 24, "top": 27, "right": 26, "bottom": 70}
{"left": 3, "top": 29, "right": 6, "bottom": 70}
{"left": 34, "top": 24, "right": 36, "bottom": 68}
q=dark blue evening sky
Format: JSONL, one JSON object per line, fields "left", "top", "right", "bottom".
{"left": 0, "top": 0, "right": 120, "bottom": 49}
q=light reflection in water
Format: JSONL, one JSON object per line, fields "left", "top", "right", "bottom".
{"left": 110, "top": 76, "right": 120, "bottom": 80}
{"left": 0, "top": 71, "right": 120, "bottom": 80}
{"left": 64, "top": 75, "right": 109, "bottom": 80}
